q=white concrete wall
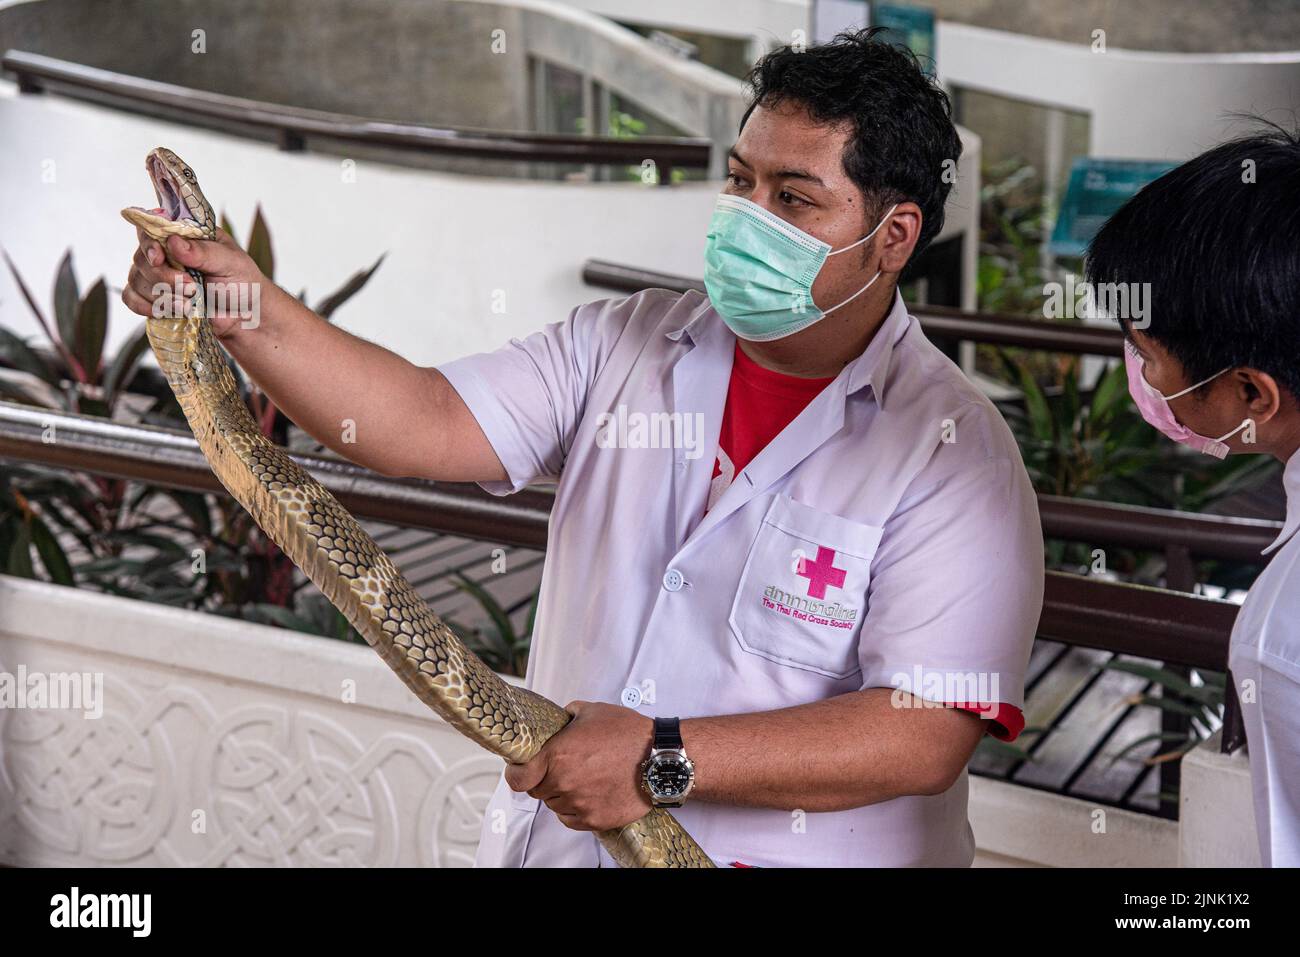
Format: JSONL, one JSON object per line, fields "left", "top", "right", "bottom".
{"left": 0, "top": 574, "right": 508, "bottom": 866}
{"left": 517, "top": 0, "right": 750, "bottom": 134}
{"left": 937, "top": 22, "right": 1300, "bottom": 161}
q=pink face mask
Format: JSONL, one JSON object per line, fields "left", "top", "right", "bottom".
{"left": 1124, "top": 343, "right": 1248, "bottom": 460}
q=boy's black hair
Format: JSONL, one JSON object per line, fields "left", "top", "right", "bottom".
{"left": 1087, "top": 119, "right": 1300, "bottom": 400}
{"left": 741, "top": 26, "right": 962, "bottom": 258}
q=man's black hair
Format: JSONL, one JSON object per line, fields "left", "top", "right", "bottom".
{"left": 1087, "top": 119, "right": 1300, "bottom": 400}
{"left": 740, "top": 26, "right": 962, "bottom": 258}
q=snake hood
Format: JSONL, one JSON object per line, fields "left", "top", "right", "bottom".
{"left": 120, "top": 147, "right": 217, "bottom": 241}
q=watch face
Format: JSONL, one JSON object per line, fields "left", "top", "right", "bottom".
{"left": 646, "top": 754, "right": 693, "bottom": 798}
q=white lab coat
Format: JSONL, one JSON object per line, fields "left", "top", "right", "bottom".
{"left": 1229, "top": 451, "right": 1300, "bottom": 867}
{"left": 437, "top": 289, "right": 1044, "bottom": 866}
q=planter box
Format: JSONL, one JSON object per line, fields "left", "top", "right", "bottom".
{"left": 1179, "top": 731, "right": 1260, "bottom": 867}
{"left": 1, "top": 575, "right": 1256, "bottom": 868}
{"left": 0, "top": 575, "right": 507, "bottom": 866}
{"left": 970, "top": 775, "right": 1177, "bottom": 867}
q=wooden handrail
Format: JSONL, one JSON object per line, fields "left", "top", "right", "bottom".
{"left": 2, "top": 50, "right": 711, "bottom": 179}
{"left": 1038, "top": 572, "right": 1237, "bottom": 670}
{"left": 1037, "top": 494, "right": 1278, "bottom": 562}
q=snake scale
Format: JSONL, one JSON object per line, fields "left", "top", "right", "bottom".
{"left": 122, "top": 147, "right": 713, "bottom": 868}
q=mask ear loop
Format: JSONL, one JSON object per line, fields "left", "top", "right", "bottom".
{"left": 825, "top": 203, "right": 899, "bottom": 258}
{"left": 1160, "top": 365, "right": 1250, "bottom": 457}
{"left": 820, "top": 270, "right": 885, "bottom": 317}
{"left": 818, "top": 203, "right": 898, "bottom": 317}
{"left": 1214, "top": 418, "right": 1253, "bottom": 443}
{"left": 1160, "top": 365, "right": 1232, "bottom": 401}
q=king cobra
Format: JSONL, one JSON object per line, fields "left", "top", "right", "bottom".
{"left": 122, "top": 147, "right": 713, "bottom": 868}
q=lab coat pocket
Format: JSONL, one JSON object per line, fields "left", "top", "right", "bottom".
{"left": 729, "top": 495, "right": 883, "bottom": 679}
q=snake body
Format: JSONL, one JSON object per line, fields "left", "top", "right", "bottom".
{"left": 122, "top": 147, "right": 712, "bottom": 868}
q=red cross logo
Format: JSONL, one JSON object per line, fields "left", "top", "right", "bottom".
{"left": 796, "top": 546, "right": 846, "bottom": 599}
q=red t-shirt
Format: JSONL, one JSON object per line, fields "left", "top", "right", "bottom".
{"left": 706, "top": 342, "right": 1024, "bottom": 742}
{"left": 707, "top": 343, "right": 835, "bottom": 513}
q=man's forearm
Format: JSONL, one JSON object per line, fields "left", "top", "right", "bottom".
{"left": 680, "top": 688, "right": 985, "bottom": 812}
{"left": 220, "top": 282, "right": 493, "bottom": 480}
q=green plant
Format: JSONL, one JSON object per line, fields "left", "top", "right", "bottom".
{"left": 248, "top": 592, "right": 362, "bottom": 643}
{"left": 1102, "top": 661, "right": 1225, "bottom": 779}
{"left": 443, "top": 572, "right": 537, "bottom": 677}
{"left": 997, "top": 349, "right": 1278, "bottom": 511}
{"left": 0, "top": 210, "right": 382, "bottom": 630}
{"left": 607, "top": 109, "right": 647, "bottom": 140}
{"left": 0, "top": 247, "right": 159, "bottom": 585}
{"left": 975, "top": 726, "right": 1045, "bottom": 762}
{"left": 0, "top": 477, "right": 75, "bottom": 586}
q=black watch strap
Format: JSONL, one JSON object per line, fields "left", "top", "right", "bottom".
{"left": 653, "top": 716, "right": 683, "bottom": 750}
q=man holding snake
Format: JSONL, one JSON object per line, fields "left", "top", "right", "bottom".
{"left": 123, "top": 29, "right": 1043, "bottom": 867}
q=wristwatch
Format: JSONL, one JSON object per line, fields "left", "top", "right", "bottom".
{"left": 641, "top": 717, "right": 696, "bottom": 808}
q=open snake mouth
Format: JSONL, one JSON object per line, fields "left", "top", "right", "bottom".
{"left": 149, "top": 155, "right": 186, "bottom": 221}
{"left": 121, "top": 146, "right": 217, "bottom": 270}
{"left": 124, "top": 150, "right": 203, "bottom": 227}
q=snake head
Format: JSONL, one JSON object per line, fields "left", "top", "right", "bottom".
{"left": 120, "top": 147, "right": 218, "bottom": 243}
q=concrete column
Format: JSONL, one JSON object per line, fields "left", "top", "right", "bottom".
{"left": 530, "top": 55, "right": 548, "bottom": 132}
{"left": 1179, "top": 731, "right": 1261, "bottom": 866}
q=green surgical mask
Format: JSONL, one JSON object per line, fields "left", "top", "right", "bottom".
{"left": 703, "top": 194, "right": 897, "bottom": 341}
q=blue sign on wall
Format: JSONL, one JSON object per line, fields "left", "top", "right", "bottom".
{"left": 871, "top": 3, "right": 936, "bottom": 74}
{"left": 1050, "top": 158, "right": 1177, "bottom": 258}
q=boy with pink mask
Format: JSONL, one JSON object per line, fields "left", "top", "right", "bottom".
{"left": 1087, "top": 122, "right": 1300, "bottom": 866}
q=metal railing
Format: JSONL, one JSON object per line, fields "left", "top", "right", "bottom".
{"left": 1, "top": 402, "right": 1251, "bottom": 742}
{"left": 3, "top": 403, "right": 1275, "bottom": 564}
{"left": 0, "top": 402, "right": 550, "bottom": 550}
{"left": 2, "top": 51, "right": 712, "bottom": 183}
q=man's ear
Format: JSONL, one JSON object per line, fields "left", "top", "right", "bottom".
{"left": 877, "top": 202, "right": 922, "bottom": 274}
{"left": 1236, "top": 368, "right": 1283, "bottom": 426}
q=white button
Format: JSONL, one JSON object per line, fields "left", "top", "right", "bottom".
{"left": 620, "top": 686, "right": 643, "bottom": 708}
{"left": 662, "top": 568, "right": 684, "bottom": 592}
